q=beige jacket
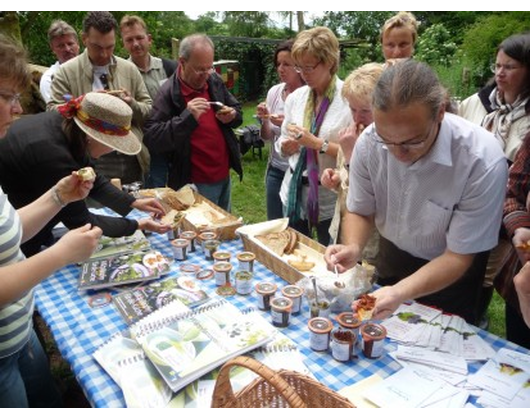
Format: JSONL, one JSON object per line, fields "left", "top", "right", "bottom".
{"left": 459, "top": 93, "right": 530, "bottom": 162}
{"left": 48, "top": 50, "right": 153, "bottom": 174}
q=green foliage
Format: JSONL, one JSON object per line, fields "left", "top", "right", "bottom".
{"left": 222, "top": 12, "right": 271, "bottom": 38}
{"left": 415, "top": 23, "right": 457, "bottom": 67}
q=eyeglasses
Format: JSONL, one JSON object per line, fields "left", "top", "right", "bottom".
{"left": 189, "top": 64, "right": 214, "bottom": 76}
{"left": 99, "top": 74, "right": 110, "bottom": 90}
{"left": 491, "top": 63, "right": 522, "bottom": 73}
{"left": 371, "top": 123, "right": 435, "bottom": 150}
{"left": 294, "top": 61, "right": 321, "bottom": 74}
{"left": 0, "top": 90, "right": 22, "bottom": 107}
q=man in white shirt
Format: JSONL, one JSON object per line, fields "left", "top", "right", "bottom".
{"left": 325, "top": 60, "right": 508, "bottom": 325}
{"left": 39, "top": 20, "right": 79, "bottom": 104}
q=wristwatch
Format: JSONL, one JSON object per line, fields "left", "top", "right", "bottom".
{"left": 319, "top": 139, "right": 329, "bottom": 154}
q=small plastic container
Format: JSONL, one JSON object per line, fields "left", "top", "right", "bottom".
{"left": 255, "top": 281, "right": 277, "bottom": 311}
{"left": 309, "top": 298, "right": 331, "bottom": 319}
{"left": 198, "top": 231, "right": 218, "bottom": 252}
{"left": 308, "top": 317, "right": 333, "bottom": 352}
{"left": 171, "top": 238, "right": 189, "bottom": 261}
{"left": 179, "top": 231, "right": 197, "bottom": 253}
{"left": 281, "top": 285, "right": 303, "bottom": 315}
{"left": 213, "top": 262, "right": 232, "bottom": 286}
{"left": 360, "top": 323, "right": 387, "bottom": 359}
{"left": 270, "top": 296, "right": 292, "bottom": 328}
{"left": 213, "top": 251, "right": 231, "bottom": 263}
{"left": 236, "top": 251, "right": 256, "bottom": 273}
{"left": 203, "top": 239, "right": 221, "bottom": 260}
{"left": 336, "top": 312, "right": 362, "bottom": 337}
{"left": 331, "top": 329, "right": 356, "bottom": 362}
{"left": 234, "top": 270, "right": 253, "bottom": 295}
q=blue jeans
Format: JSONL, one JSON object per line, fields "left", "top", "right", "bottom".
{"left": 195, "top": 177, "right": 232, "bottom": 212}
{"left": 266, "top": 165, "right": 286, "bottom": 220}
{"left": 145, "top": 152, "right": 169, "bottom": 188}
{"left": 0, "top": 329, "right": 62, "bottom": 407}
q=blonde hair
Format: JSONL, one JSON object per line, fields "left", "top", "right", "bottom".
{"left": 380, "top": 11, "right": 419, "bottom": 44}
{"left": 342, "top": 63, "right": 384, "bottom": 103}
{"left": 120, "top": 15, "right": 147, "bottom": 32}
{"left": 292, "top": 26, "right": 340, "bottom": 75}
{"left": 47, "top": 20, "right": 78, "bottom": 43}
{"left": 0, "top": 34, "right": 30, "bottom": 92}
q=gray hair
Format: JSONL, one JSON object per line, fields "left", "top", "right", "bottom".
{"left": 373, "top": 60, "right": 446, "bottom": 119}
{"left": 48, "top": 20, "right": 78, "bottom": 43}
{"left": 179, "top": 34, "right": 214, "bottom": 60}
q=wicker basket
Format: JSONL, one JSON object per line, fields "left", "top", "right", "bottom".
{"left": 239, "top": 227, "right": 326, "bottom": 284}
{"left": 211, "top": 356, "right": 355, "bottom": 408}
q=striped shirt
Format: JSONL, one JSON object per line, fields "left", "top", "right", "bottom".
{"left": 347, "top": 112, "right": 508, "bottom": 260}
{"left": 0, "top": 188, "right": 33, "bottom": 358}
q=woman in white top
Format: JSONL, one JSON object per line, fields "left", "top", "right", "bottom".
{"left": 256, "top": 40, "right": 304, "bottom": 220}
{"left": 276, "top": 27, "right": 350, "bottom": 245}
{"left": 0, "top": 34, "right": 102, "bottom": 407}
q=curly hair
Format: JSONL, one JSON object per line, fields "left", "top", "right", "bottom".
{"left": 0, "top": 34, "right": 30, "bottom": 92}
{"left": 82, "top": 11, "right": 118, "bottom": 34}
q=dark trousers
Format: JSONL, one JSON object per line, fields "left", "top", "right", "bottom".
{"left": 506, "top": 303, "right": 530, "bottom": 349}
{"left": 376, "top": 236, "right": 489, "bottom": 325}
{"left": 290, "top": 218, "right": 332, "bottom": 246}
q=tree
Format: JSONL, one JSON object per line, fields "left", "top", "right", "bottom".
{"left": 223, "top": 12, "right": 271, "bottom": 38}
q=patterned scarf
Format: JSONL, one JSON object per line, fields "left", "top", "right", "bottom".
{"left": 482, "top": 87, "right": 529, "bottom": 148}
{"left": 286, "top": 77, "right": 336, "bottom": 228}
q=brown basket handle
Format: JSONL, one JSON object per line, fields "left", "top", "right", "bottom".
{"left": 211, "top": 356, "right": 307, "bottom": 408}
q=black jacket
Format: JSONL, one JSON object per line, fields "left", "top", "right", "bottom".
{"left": 0, "top": 112, "right": 137, "bottom": 256}
{"left": 143, "top": 70, "right": 243, "bottom": 190}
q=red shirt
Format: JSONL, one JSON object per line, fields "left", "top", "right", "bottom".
{"left": 179, "top": 74, "right": 229, "bottom": 183}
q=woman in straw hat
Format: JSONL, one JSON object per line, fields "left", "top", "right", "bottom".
{"left": 0, "top": 91, "right": 171, "bottom": 257}
{"left": 0, "top": 34, "right": 102, "bottom": 407}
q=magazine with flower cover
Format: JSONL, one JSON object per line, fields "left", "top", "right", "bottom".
{"left": 113, "top": 275, "right": 210, "bottom": 325}
{"left": 131, "top": 298, "right": 277, "bottom": 393}
{"left": 78, "top": 250, "right": 172, "bottom": 291}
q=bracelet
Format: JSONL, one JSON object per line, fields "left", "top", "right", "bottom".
{"left": 51, "top": 186, "right": 66, "bottom": 208}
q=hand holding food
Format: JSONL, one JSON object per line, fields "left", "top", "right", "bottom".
{"left": 215, "top": 105, "right": 236, "bottom": 123}
{"left": 55, "top": 171, "right": 95, "bottom": 205}
{"left": 131, "top": 198, "right": 166, "bottom": 219}
{"left": 76, "top": 167, "right": 96, "bottom": 182}
{"left": 321, "top": 168, "right": 340, "bottom": 191}
{"left": 355, "top": 293, "right": 376, "bottom": 321}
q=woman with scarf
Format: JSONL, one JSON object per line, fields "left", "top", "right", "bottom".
{"left": 276, "top": 27, "right": 350, "bottom": 246}
{"left": 459, "top": 32, "right": 530, "bottom": 328}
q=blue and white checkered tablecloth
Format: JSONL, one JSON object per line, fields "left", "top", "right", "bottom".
{"left": 36, "top": 219, "right": 529, "bottom": 408}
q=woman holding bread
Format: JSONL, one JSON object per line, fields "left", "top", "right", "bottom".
{"left": 0, "top": 91, "right": 170, "bottom": 257}
{"left": 0, "top": 34, "right": 102, "bottom": 407}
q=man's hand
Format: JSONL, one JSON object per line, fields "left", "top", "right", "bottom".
{"left": 131, "top": 198, "right": 166, "bottom": 218}
{"left": 352, "top": 286, "right": 403, "bottom": 321}
{"left": 137, "top": 218, "right": 173, "bottom": 234}
{"left": 55, "top": 172, "right": 95, "bottom": 205}
{"left": 321, "top": 168, "right": 340, "bottom": 191}
{"left": 513, "top": 227, "right": 530, "bottom": 264}
{"left": 324, "top": 244, "right": 360, "bottom": 273}
{"left": 215, "top": 106, "right": 236, "bottom": 124}
{"left": 187, "top": 97, "right": 210, "bottom": 121}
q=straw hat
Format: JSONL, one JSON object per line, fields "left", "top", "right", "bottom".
{"left": 63, "top": 92, "right": 141, "bottom": 155}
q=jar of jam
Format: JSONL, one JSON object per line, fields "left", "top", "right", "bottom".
{"left": 179, "top": 231, "right": 197, "bottom": 253}
{"left": 360, "top": 323, "right": 387, "bottom": 359}
{"left": 203, "top": 239, "right": 221, "bottom": 260}
{"left": 213, "top": 262, "right": 232, "bottom": 286}
{"left": 331, "top": 329, "right": 356, "bottom": 362}
{"left": 281, "top": 285, "right": 303, "bottom": 315}
{"left": 255, "top": 281, "right": 277, "bottom": 311}
{"left": 236, "top": 251, "right": 256, "bottom": 273}
{"left": 171, "top": 238, "right": 189, "bottom": 261}
{"left": 213, "top": 250, "right": 231, "bottom": 263}
{"left": 309, "top": 298, "right": 331, "bottom": 319}
{"left": 308, "top": 317, "right": 333, "bottom": 352}
{"left": 198, "top": 230, "right": 218, "bottom": 252}
{"left": 234, "top": 270, "right": 253, "bottom": 295}
{"left": 270, "top": 297, "right": 292, "bottom": 328}
{"left": 336, "top": 312, "right": 362, "bottom": 337}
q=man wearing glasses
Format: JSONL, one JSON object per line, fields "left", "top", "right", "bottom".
{"left": 325, "top": 60, "right": 508, "bottom": 325}
{"left": 144, "top": 34, "right": 243, "bottom": 211}
{"left": 48, "top": 11, "right": 152, "bottom": 185}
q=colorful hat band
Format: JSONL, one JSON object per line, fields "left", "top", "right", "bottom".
{"left": 76, "top": 109, "right": 131, "bottom": 137}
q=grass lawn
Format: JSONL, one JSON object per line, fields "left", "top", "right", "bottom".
{"left": 233, "top": 101, "right": 507, "bottom": 339}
